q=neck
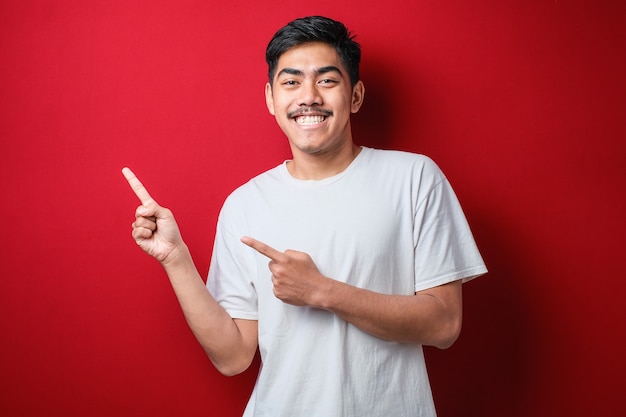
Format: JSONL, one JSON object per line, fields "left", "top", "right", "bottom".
{"left": 287, "top": 142, "right": 362, "bottom": 180}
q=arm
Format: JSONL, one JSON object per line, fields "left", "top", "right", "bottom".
{"left": 319, "top": 279, "right": 461, "bottom": 348}
{"left": 241, "top": 236, "right": 462, "bottom": 349}
{"left": 122, "top": 168, "right": 257, "bottom": 375}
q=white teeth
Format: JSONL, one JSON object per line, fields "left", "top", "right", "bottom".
{"left": 295, "top": 115, "right": 326, "bottom": 125}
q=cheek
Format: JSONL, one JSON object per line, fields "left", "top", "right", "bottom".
{"left": 270, "top": 96, "right": 291, "bottom": 115}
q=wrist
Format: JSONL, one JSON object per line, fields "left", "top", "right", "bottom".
{"left": 313, "top": 276, "right": 338, "bottom": 311}
{"left": 160, "top": 243, "right": 192, "bottom": 273}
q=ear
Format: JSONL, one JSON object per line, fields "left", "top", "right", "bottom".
{"left": 350, "top": 80, "right": 365, "bottom": 113}
{"left": 265, "top": 82, "right": 275, "bottom": 115}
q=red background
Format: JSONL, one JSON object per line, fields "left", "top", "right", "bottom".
{"left": 1, "top": 1, "right": 625, "bottom": 416}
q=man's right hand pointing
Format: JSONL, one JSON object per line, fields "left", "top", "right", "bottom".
{"left": 122, "top": 167, "right": 184, "bottom": 264}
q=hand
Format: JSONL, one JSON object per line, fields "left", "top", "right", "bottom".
{"left": 122, "top": 167, "right": 184, "bottom": 264}
{"left": 241, "top": 236, "right": 330, "bottom": 308}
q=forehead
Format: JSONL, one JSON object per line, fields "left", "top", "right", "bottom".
{"left": 275, "top": 42, "right": 346, "bottom": 76}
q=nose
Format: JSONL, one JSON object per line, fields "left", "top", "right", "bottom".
{"left": 297, "top": 80, "right": 323, "bottom": 107}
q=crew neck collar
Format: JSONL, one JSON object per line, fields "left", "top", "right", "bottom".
{"left": 279, "top": 146, "right": 369, "bottom": 185}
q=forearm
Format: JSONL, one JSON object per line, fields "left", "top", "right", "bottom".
{"left": 240, "top": 237, "right": 463, "bottom": 348}
{"left": 161, "top": 244, "right": 257, "bottom": 375}
{"left": 122, "top": 170, "right": 256, "bottom": 375}
{"left": 316, "top": 279, "right": 463, "bottom": 349}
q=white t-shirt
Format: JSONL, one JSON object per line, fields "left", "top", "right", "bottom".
{"left": 207, "top": 147, "right": 487, "bottom": 417}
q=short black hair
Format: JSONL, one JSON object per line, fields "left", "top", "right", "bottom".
{"left": 266, "top": 16, "right": 361, "bottom": 87}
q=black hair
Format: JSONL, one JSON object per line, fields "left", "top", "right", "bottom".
{"left": 265, "top": 16, "right": 361, "bottom": 87}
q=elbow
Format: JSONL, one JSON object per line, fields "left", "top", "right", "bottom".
{"left": 434, "top": 331, "right": 460, "bottom": 350}
{"left": 432, "top": 315, "right": 462, "bottom": 350}
{"left": 210, "top": 354, "right": 254, "bottom": 377}
{"left": 216, "top": 365, "right": 247, "bottom": 377}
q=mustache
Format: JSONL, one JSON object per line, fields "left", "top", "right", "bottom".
{"left": 287, "top": 107, "right": 334, "bottom": 119}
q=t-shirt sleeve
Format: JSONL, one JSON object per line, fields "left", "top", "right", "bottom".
{"left": 413, "top": 167, "right": 487, "bottom": 292}
{"left": 206, "top": 200, "right": 259, "bottom": 320}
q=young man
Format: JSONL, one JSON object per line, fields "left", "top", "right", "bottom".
{"left": 124, "top": 16, "right": 486, "bottom": 417}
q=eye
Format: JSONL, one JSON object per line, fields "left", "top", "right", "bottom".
{"left": 282, "top": 80, "right": 298, "bottom": 86}
{"left": 318, "top": 78, "right": 339, "bottom": 88}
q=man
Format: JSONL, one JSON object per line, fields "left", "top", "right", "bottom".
{"left": 123, "top": 16, "right": 486, "bottom": 416}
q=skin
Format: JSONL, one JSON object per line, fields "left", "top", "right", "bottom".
{"left": 123, "top": 42, "right": 463, "bottom": 376}
{"left": 123, "top": 168, "right": 257, "bottom": 376}
{"left": 265, "top": 42, "right": 365, "bottom": 180}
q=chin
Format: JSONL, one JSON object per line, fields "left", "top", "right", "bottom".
{"left": 294, "top": 144, "right": 323, "bottom": 155}
{"left": 288, "top": 137, "right": 324, "bottom": 154}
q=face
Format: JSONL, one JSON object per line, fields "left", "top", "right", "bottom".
{"left": 265, "top": 42, "right": 365, "bottom": 158}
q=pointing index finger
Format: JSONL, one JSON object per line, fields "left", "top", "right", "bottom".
{"left": 241, "top": 236, "right": 285, "bottom": 262}
{"left": 122, "top": 167, "right": 154, "bottom": 205}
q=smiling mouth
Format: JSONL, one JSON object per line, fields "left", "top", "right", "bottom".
{"left": 294, "top": 115, "right": 327, "bottom": 125}
{"left": 289, "top": 107, "right": 333, "bottom": 126}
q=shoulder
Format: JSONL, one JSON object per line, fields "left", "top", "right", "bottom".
{"left": 363, "top": 147, "right": 438, "bottom": 167}
{"left": 361, "top": 147, "right": 445, "bottom": 181}
{"left": 219, "top": 163, "right": 284, "bottom": 212}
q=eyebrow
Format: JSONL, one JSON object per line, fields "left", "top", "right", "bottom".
{"left": 276, "top": 65, "right": 344, "bottom": 79}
